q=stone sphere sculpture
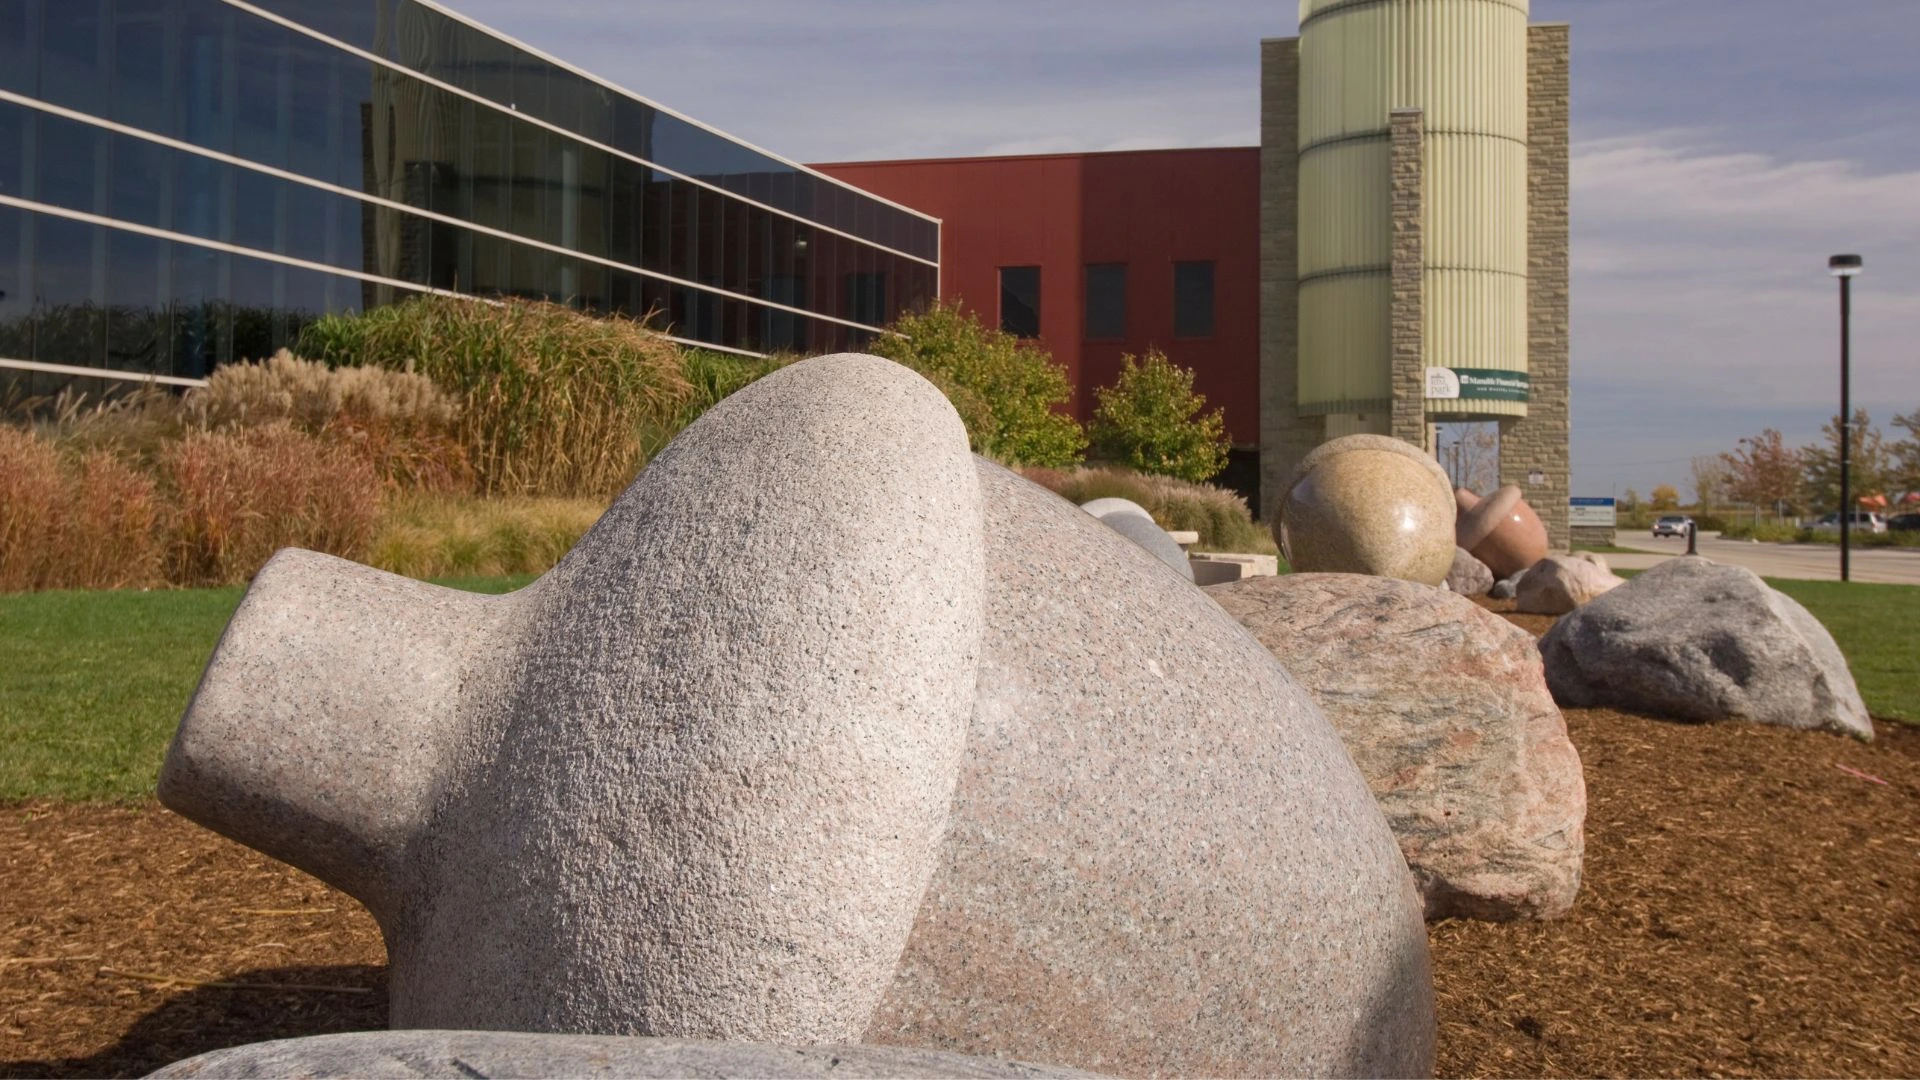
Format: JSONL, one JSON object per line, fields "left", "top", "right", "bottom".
{"left": 1277, "top": 434, "right": 1456, "bottom": 585}
{"left": 1455, "top": 485, "right": 1549, "bottom": 579}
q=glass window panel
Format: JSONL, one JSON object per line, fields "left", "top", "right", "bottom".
{"left": 698, "top": 186, "right": 724, "bottom": 285}
{"left": 283, "top": 181, "right": 333, "bottom": 265}
{"left": 36, "top": 113, "right": 108, "bottom": 216}
{"left": 0, "top": 105, "right": 24, "bottom": 199}
{"left": 109, "top": 134, "right": 166, "bottom": 227}
{"left": 999, "top": 266, "right": 1040, "bottom": 339}
{"left": 233, "top": 169, "right": 283, "bottom": 254}
{"left": 0, "top": 206, "right": 30, "bottom": 359}
{"left": 0, "top": 0, "right": 37, "bottom": 96}
{"left": 40, "top": 0, "right": 108, "bottom": 116}
{"left": 1173, "top": 260, "right": 1215, "bottom": 338}
{"left": 246, "top": 0, "right": 379, "bottom": 54}
{"left": 174, "top": 2, "right": 233, "bottom": 152}
{"left": 111, "top": 0, "right": 172, "bottom": 134}
{"left": 285, "top": 34, "right": 339, "bottom": 180}
{"left": 105, "top": 231, "right": 168, "bottom": 374}
{"left": 1085, "top": 263, "right": 1126, "bottom": 340}
{"left": 171, "top": 149, "right": 224, "bottom": 245}
{"left": 234, "top": 16, "right": 288, "bottom": 167}
{"left": 33, "top": 215, "right": 104, "bottom": 367}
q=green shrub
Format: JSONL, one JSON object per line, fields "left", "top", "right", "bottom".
{"left": 298, "top": 296, "right": 688, "bottom": 498}
{"left": 1019, "top": 465, "right": 1275, "bottom": 554}
{"left": 1088, "top": 349, "right": 1230, "bottom": 483}
{"left": 866, "top": 302, "right": 1085, "bottom": 467}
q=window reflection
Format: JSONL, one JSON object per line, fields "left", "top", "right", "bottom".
{"left": 5, "top": 0, "right": 935, "bottom": 377}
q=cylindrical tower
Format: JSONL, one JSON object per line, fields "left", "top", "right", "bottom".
{"left": 1296, "top": 0, "right": 1531, "bottom": 432}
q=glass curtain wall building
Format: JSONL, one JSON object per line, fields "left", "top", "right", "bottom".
{"left": 0, "top": 0, "right": 940, "bottom": 391}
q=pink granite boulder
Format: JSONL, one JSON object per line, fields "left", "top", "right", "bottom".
{"left": 1210, "top": 573, "right": 1587, "bottom": 921}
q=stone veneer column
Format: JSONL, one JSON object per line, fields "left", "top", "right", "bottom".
{"left": 1388, "top": 109, "right": 1429, "bottom": 452}
{"left": 1501, "top": 23, "right": 1571, "bottom": 551}
{"left": 1258, "top": 37, "right": 1317, "bottom": 519}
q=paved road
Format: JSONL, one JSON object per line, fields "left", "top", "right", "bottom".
{"left": 1604, "top": 532, "right": 1920, "bottom": 585}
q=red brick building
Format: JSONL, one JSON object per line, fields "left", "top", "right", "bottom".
{"left": 812, "top": 148, "right": 1261, "bottom": 491}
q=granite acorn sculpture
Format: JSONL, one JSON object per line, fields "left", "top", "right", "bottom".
{"left": 159, "top": 354, "right": 1435, "bottom": 1078}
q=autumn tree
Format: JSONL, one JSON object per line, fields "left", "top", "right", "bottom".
{"left": 1650, "top": 484, "right": 1681, "bottom": 511}
{"left": 1890, "top": 406, "right": 1920, "bottom": 495}
{"left": 1689, "top": 455, "right": 1730, "bottom": 516}
{"left": 1800, "top": 409, "right": 1889, "bottom": 513}
{"left": 1719, "top": 428, "right": 1802, "bottom": 515}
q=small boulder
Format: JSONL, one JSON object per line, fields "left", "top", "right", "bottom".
{"left": 1489, "top": 575, "right": 1518, "bottom": 600}
{"left": 1079, "top": 497, "right": 1193, "bottom": 580}
{"left": 1515, "top": 554, "right": 1624, "bottom": 615}
{"left": 1570, "top": 551, "right": 1610, "bottom": 573}
{"left": 1209, "top": 573, "right": 1586, "bottom": 921}
{"left": 1445, "top": 547, "right": 1495, "bottom": 597}
{"left": 1539, "top": 557, "right": 1872, "bottom": 739}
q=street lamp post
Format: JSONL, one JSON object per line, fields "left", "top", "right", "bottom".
{"left": 1829, "top": 254, "right": 1863, "bottom": 582}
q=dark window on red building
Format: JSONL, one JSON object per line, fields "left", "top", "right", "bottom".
{"left": 1173, "top": 260, "right": 1214, "bottom": 338}
{"left": 1084, "top": 262, "right": 1126, "bottom": 340}
{"left": 999, "top": 265, "right": 1040, "bottom": 338}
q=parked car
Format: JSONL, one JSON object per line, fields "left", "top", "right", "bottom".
{"left": 1886, "top": 513, "right": 1920, "bottom": 533}
{"left": 1652, "top": 515, "right": 1694, "bottom": 537}
{"left": 1810, "top": 512, "right": 1887, "bottom": 534}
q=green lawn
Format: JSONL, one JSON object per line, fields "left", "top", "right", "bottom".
{"left": 2, "top": 573, "right": 1913, "bottom": 802}
{"left": 0, "top": 576, "right": 533, "bottom": 802}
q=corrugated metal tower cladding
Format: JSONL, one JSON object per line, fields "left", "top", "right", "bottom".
{"left": 1298, "top": 0, "right": 1529, "bottom": 427}
{"left": 1264, "top": 2, "right": 1571, "bottom": 548}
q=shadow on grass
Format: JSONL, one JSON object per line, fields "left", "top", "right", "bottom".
{"left": 0, "top": 965, "right": 386, "bottom": 1080}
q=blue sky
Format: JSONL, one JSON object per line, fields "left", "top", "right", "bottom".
{"left": 444, "top": 0, "right": 1920, "bottom": 498}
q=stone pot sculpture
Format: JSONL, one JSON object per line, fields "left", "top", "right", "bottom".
{"left": 158, "top": 354, "right": 1435, "bottom": 1078}
{"left": 1276, "top": 433, "right": 1455, "bottom": 585}
{"left": 1454, "top": 485, "right": 1549, "bottom": 580}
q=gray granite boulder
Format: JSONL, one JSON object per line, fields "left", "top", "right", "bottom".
{"left": 1515, "top": 554, "right": 1624, "bottom": 615}
{"left": 1078, "top": 497, "right": 1193, "bottom": 580}
{"left": 1540, "top": 557, "right": 1872, "bottom": 740}
{"left": 160, "top": 354, "right": 986, "bottom": 1041}
{"left": 1445, "top": 546, "right": 1495, "bottom": 597}
{"left": 1489, "top": 574, "right": 1519, "bottom": 600}
{"left": 1210, "top": 573, "right": 1586, "bottom": 921}
{"left": 150, "top": 1032, "right": 1097, "bottom": 1078}
{"left": 871, "top": 462, "right": 1434, "bottom": 1078}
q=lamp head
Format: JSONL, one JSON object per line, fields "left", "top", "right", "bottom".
{"left": 1829, "top": 253, "right": 1863, "bottom": 277}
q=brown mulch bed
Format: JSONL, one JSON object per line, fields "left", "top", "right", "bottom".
{"left": 3, "top": 612, "right": 1917, "bottom": 1077}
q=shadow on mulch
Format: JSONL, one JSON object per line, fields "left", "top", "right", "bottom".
{"left": 3, "top": 603, "right": 1917, "bottom": 1077}
{"left": 4, "top": 965, "right": 385, "bottom": 1079}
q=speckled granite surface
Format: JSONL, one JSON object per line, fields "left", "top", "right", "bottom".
{"left": 869, "top": 461, "right": 1436, "bottom": 1078}
{"left": 161, "top": 353, "right": 985, "bottom": 1042}
{"left": 1278, "top": 434, "right": 1456, "bottom": 585}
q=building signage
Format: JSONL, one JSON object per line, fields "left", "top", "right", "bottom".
{"left": 1425, "top": 368, "right": 1530, "bottom": 402}
{"left": 1569, "top": 497, "right": 1617, "bottom": 527}
{"left": 1453, "top": 368, "right": 1530, "bottom": 402}
{"left": 1424, "top": 367, "right": 1461, "bottom": 399}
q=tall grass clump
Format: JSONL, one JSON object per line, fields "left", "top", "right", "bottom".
{"left": 367, "top": 494, "right": 607, "bottom": 580}
{"left": 188, "top": 350, "right": 468, "bottom": 491}
{"left": 298, "top": 296, "right": 689, "bottom": 497}
{"left": 1021, "top": 465, "right": 1276, "bottom": 554}
{"left": 0, "top": 427, "right": 167, "bottom": 591}
{"left": 163, "top": 424, "right": 383, "bottom": 586}
{"left": 866, "top": 302, "right": 1086, "bottom": 468}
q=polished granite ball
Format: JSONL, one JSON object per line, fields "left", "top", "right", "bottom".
{"left": 1278, "top": 434, "right": 1456, "bottom": 585}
